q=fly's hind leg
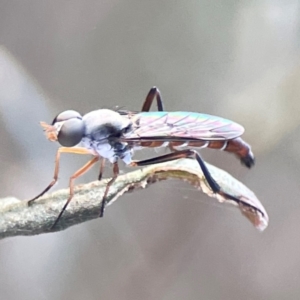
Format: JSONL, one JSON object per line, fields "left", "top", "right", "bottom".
{"left": 130, "top": 150, "right": 221, "bottom": 194}
{"left": 142, "top": 87, "right": 177, "bottom": 155}
{"left": 141, "top": 87, "right": 165, "bottom": 112}
{"left": 130, "top": 150, "right": 263, "bottom": 216}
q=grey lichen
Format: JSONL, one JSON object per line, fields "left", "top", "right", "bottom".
{"left": 0, "top": 159, "right": 268, "bottom": 239}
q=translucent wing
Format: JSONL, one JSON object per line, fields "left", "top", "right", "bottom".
{"left": 123, "top": 111, "right": 244, "bottom": 141}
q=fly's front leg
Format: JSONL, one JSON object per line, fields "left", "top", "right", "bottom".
{"left": 141, "top": 86, "right": 165, "bottom": 112}
{"left": 99, "top": 162, "right": 119, "bottom": 217}
{"left": 130, "top": 150, "right": 263, "bottom": 215}
{"left": 28, "top": 147, "right": 95, "bottom": 206}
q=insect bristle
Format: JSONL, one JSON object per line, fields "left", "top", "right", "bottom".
{"left": 40, "top": 121, "right": 58, "bottom": 142}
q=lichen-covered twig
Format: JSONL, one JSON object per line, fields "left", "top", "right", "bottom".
{"left": 0, "top": 159, "right": 268, "bottom": 239}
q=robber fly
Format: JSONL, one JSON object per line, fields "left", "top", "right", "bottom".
{"left": 28, "top": 87, "right": 255, "bottom": 229}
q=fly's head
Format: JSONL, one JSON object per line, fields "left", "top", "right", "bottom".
{"left": 40, "top": 110, "right": 85, "bottom": 147}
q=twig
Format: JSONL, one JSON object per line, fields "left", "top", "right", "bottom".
{"left": 0, "top": 159, "right": 268, "bottom": 239}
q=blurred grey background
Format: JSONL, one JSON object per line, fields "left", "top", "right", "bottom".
{"left": 0, "top": 1, "right": 300, "bottom": 299}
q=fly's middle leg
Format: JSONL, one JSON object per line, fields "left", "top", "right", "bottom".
{"left": 99, "top": 162, "right": 119, "bottom": 217}
{"left": 98, "top": 159, "right": 106, "bottom": 181}
{"left": 51, "top": 156, "right": 99, "bottom": 229}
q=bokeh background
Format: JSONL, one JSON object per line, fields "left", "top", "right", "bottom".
{"left": 1, "top": 1, "right": 300, "bottom": 299}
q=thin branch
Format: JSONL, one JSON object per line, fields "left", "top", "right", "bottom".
{"left": 0, "top": 159, "right": 268, "bottom": 239}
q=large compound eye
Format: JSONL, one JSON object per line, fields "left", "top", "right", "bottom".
{"left": 52, "top": 110, "right": 82, "bottom": 124}
{"left": 53, "top": 110, "right": 85, "bottom": 147}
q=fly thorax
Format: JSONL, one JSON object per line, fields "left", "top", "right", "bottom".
{"left": 109, "top": 140, "right": 133, "bottom": 164}
{"left": 81, "top": 109, "right": 132, "bottom": 163}
{"left": 120, "top": 150, "right": 133, "bottom": 165}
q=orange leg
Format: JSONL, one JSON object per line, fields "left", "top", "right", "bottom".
{"left": 28, "top": 147, "right": 96, "bottom": 206}
{"left": 50, "top": 156, "right": 100, "bottom": 229}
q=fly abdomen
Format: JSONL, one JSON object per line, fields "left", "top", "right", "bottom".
{"left": 222, "top": 137, "right": 255, "bottom": 168}
{"left": 139, "top": 141, "right": 170, "bottom": 148}
{"left": 169, "top": 138, "right": 254, "bottom": 168}
{"left": 189, "top": 138, "right": 254, "bottom": 168}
